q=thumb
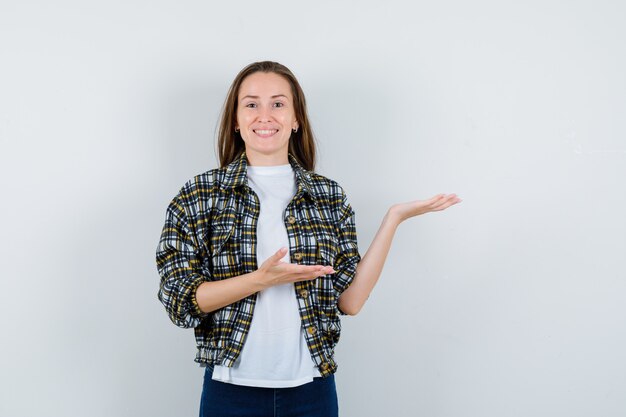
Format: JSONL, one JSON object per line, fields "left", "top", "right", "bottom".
{"left": 274, "top": 247, "right": 288, "bottom": 259}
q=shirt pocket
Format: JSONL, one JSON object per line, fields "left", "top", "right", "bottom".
{"left": 314, "top": 230, "right": 341, "bottom": 303}
{"left": 316, "top": 232, "right": 338, "bottom": 267}
{"left": 209, "top": 220, "right": 241, "bottom": 279}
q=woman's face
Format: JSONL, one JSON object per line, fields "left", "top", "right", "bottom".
{"left": 236, "top": 71, "right": 299, "bottom": 165}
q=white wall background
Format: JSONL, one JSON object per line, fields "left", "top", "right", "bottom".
{"left": 1, "top": 1, "right": 625, "bottom": 416}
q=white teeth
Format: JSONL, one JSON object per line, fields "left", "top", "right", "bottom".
{"left": 255, "top": 129, "right": 277, "bottom": 135}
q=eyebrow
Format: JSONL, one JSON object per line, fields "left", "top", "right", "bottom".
{"left": 240, "top": 94, "right": 289, "bottom": 100}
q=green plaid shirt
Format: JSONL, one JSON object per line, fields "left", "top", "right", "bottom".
{"left": 156, "top": 151, "right": 361, "bottom": 377}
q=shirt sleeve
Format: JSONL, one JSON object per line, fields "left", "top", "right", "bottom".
{"left": 332, "top": 188, "right": 361, "bottom": 314}
{"left": 156, "top": 193, "right": 210, "bottom": 329}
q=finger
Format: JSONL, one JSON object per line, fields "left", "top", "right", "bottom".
{"left": 431, "top": 194, "right": 456, "bottom": 207}
{"left": 262, "top": 247, "right": 288, "bottom": 268}
{"left": 310, "top": 265, "right": 335, "bottom": 274}
{"left": 281, "top": 263, "right": 335, "bottom": 275}
{"left": 293, "top": 275, "right": 319, "bottom": 282}
{"left": 294, "top": 266, "right": 335, "bottom": 281}
{"left": 426, "top": 194, "right": 448, "bottom": 207}
{"left": 288, "top": 264, "right": 324, "bottom": 274}
{"left": 315, "top": 266, "right": 336, "bottom": 276}
{"left": 273, "top": 247, "right": 288, "bottom": 259}
{"left": 432, "top": 195, "right": 461, "bottom": 211}
{"left": 425, "top": 194, "right": 445, "bottom": 204}
{"left": 442, "top": 198, "right": 462, "bottom": 209}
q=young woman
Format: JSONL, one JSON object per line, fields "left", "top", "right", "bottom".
{"left": 156, "top": 61, "right": 461, "bottom": 417}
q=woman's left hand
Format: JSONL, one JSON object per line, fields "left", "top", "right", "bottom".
{"left": 389, "top": 193, "right": 461, "bottom": 223}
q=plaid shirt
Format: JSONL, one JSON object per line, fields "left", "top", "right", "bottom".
{"left": 156, "top": 151, "right": 361, "bottom": 377}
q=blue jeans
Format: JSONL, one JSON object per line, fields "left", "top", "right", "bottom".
{"left": 199, "top": 365, "right": 339, "bottom": 417}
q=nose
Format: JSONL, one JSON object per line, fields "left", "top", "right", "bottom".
{"left": 258, "top": 104, "right": 271, "bottom": 122}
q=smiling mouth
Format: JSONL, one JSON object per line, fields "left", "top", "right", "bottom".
{"left": 253, "top": 129, "right": 278, "bottom": 138}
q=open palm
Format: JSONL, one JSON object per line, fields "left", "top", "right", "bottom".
{"left": 390, "top": 193, "right": 461, "bottom": 222}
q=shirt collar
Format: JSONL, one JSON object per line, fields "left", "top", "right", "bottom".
{"left": 222, "top": 150, "right": 316, "bottom": 203}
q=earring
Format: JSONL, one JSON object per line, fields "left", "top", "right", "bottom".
{"left": 292, "top": 127, "right": 298, "bottom": 133}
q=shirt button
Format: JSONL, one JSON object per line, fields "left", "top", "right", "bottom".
{"left": 299, "top": 289, "right": 309, "bottom": 298}
{"left": 293, "top": 252, "right": 303, "bottom": 261}
{"left": 307, "top": 326, "right": 317, "bottom": 335}
{"left": 287, "top": 215, "right": 296, "bottom": 224}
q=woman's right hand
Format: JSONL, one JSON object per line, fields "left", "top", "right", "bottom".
{"left": 195, "top": 247, "right": 335, "bottom": 314}
{"left": 253, "top": 247, "right": 335, "bottom": 290}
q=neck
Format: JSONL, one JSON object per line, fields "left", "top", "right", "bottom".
{"left": 245, "top": 149, "right": 289, "bottom": 166}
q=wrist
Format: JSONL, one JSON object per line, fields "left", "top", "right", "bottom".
{"left": 246, "top": 270, "right": 268, "bottom": 292}
{"left": 384, "top": 207, "right": 403, "bottom": 227}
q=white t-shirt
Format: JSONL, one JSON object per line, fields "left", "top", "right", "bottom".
{"left": 211, "top": 163, "right": 322, "bottom": 387}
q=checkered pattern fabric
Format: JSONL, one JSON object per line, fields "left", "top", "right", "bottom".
{"left": 156, "top": 151, "right": 361, "bottom": 377}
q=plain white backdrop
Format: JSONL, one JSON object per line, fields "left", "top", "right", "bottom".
{"left": 1, "top": 1, "right": 625, "bottom": 416}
